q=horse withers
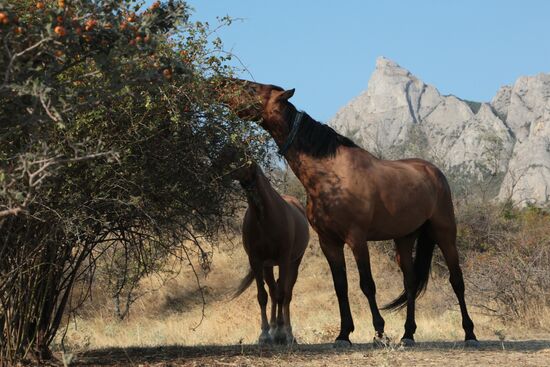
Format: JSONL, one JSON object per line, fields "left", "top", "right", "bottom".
{"left": 227, "top": 151, "right": 309, "bottom": 345}
{"left": 219, "top": 79, "right": 479, "bottom": 348}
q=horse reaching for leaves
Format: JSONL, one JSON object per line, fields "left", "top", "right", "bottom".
{"left": 220, "top": 79, "right": 478, "bottom": 348}
{"left": 227, "top": 153, "right": 309, "bottom": 345}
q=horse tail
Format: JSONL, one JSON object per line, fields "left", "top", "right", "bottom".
{"left": 382, "top": 223, "right": 436, "bottom": 311}
{"left": 231, "top": 268, "right": 255, "bottom": 300}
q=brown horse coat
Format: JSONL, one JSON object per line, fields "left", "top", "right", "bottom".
{"left": 221, "top": 79, "right": 478, "bottom": 346}
{"left": 230, "top": 159, "right": 309, "bottom": 345}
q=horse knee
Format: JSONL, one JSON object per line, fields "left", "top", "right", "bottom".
{"left": 257, "top": 287, "right": 268, "bottom": 306}
{"left": 284, "top": 290, "right": 293, "bottom": 304}
{"left": 276, "top": 287, "right": 286, "bottom": 303}
{"left": 403, "top": 274, "right": 418, "bottom": 294}
{"left": 331, "top": 265, "right": 349, "bottom": 295}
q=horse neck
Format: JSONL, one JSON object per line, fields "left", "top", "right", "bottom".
{"left": 263, "top": 112, "right": 376, "bottom": 188}
{"left": 241, "top": 169, "right": 276, "bottom": 219}
{"left": 262, "top": 108, "right": 299, "bottom": 151}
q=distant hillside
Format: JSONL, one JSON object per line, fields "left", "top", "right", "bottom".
{"left": 330, "top": 57, "right": 550, "bottom": 205}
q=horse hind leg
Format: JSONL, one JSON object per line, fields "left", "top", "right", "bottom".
{"left": 393, "top": 234, "right": 420, "bottom": 346}
{"left": 431, "top": 222, "right": 478, "bottom": 345}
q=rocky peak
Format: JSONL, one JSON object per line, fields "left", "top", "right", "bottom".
{"left": 330, "top": 57, "right": 550, "bottom": 205}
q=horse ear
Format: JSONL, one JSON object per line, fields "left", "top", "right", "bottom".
{"left": 278, "top": 88, "right": 295, "bottom": 101}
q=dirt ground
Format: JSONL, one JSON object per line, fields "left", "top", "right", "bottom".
{"left": 75, "top": 339, "right": 550, "bottom": 367}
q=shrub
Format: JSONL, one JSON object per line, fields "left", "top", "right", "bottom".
{"left": 0, "top": 0, "right": 267, "bottom": 363}
{"left": 457, "top": 201, "right": 550, "bottom": 325}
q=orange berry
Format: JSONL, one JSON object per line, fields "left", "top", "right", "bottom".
{"left": 14, "top": 26, "right": 24, "bottom": 35}
{"left": 58, "top": 0, "right": 65, "bottom": 8}
{"left": 135, "top": 35, "right": 142, "bottom": 43}
{"left": 54, "top": 50, "right": 64, "bottom": 57}
{"left": 150, "top": 1, "right": 160, "bottom": 10}
{"left": 0, "top": 12, "right": 7, "bottom": 22}
{"left": 84, "top": 19, "right": 96, "bottom": 31}
{"left": 54, "top": 25, "right": 66, "bottom": 36}
{"left": 36, "top": 2, "right": 45, "bottom": 10}
{"left": 119, "top": 21, "right": 128, "bottom": 30}
{"left": 1, "top": 17, "right": 9, "bottom": 25}
{"left": 163, "top": 68, "right": 172, "bottom": 79}
{"left": 127, "top": 13, "right": 136, "bottom": 22}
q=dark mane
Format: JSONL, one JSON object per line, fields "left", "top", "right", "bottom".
{"left": 292, "top": 112, "right": 357, "bottom": 158}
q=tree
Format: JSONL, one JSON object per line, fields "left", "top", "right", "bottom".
{"left": 0, "top": 0, "right": 267, "bottom": 363}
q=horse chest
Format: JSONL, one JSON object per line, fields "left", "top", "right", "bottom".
{"left": 243, "top": 219, "right": 290, "bottom": 256}
{"left": 307, "top": 197, "right": 353, "bottom": 236}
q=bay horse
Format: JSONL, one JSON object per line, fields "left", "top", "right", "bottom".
{"left": 220, "top": 79, "right": 479, "bottom": 347}
{"left": 227, "top": 150, "right": 309, "bottom": 345}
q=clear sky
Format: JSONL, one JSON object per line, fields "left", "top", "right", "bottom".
{"left": 146, "top": 0, "right": 550, "bottom": 122}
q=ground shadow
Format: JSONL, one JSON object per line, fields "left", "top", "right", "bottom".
{"left": 76, "top": 339, "right": 550, "bottom": 365}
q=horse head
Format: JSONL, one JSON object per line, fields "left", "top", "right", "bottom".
{"left": 217, "top": 78, "right": 298, "bottom": 145}
{"left": 218, "top": 143, "right": 258, "bottom": 185}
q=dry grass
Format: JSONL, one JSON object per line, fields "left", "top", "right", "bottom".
{"left": 74, "top": 340, "right": 550, "bottom": 367}
{"left": 57, "top": 229, "right": 549, "bottom": 356}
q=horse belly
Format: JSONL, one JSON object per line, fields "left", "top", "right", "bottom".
{"left": 308, "top": 193, "right": 430, "bottom": 242}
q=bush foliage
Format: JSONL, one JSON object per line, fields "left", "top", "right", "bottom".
{"left": 0, "top": 0, "right": 267, "bottom": 363}
{"left": 456, "top": 200, "right": 550, "bottom": 324}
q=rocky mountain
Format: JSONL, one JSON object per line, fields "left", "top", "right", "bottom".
{"left": 330, "top": 57, "right": 550, "bottom": 205}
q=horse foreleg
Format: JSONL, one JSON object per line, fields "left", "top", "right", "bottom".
{"left": 271, "top": 263, "right": 288, "bottom": 344}
{"left": 281, "top": 256, "right": 302, "bottom": 344}
{"left": 351, "top": 242, "right": 386, "bottom": 343}
{"left": 394, "top": 235, "right": 418, "bottom": 345}
{"left": 320, "top": 237, "right": 354, "bottom": 346}
{"left": 263, "top": 266, "right": 277, "bottom": 334}
{"left": 251, "top": 262, "right": 272, "bottom": 345}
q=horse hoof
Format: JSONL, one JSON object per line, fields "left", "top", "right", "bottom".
{"left": 272, "top": 328, "right": 288, "bottom": 345}
{"left": 287, "top": 336, "right": 298, "bottom": 345}
{"left": 373, "top": 334, "right": 391, "bottom": 348}
{"left": 333, "top": 339, "right": 352, "bottom": 348}
{"left": 465, "top": 339, "right": 480, "bottom": 348}
{"left": 258, "top": 331, "right": 273, "bottom": 345}
{"left": 400, "top": 338, "right": 415, "bottom": 347}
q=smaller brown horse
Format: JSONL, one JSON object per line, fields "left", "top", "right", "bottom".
{"left": 228, "top": 154, "right": 309, "bottom": 345}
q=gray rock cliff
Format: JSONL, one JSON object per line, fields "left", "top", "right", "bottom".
{"left": 330, "top": 57, "right": 550, "bottom": 205}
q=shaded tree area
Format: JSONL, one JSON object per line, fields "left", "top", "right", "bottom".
{"left": 0, "top": 0, "right": 267, "bottom": 363}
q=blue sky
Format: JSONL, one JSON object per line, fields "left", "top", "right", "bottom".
{"left": 147, "top": 0, "right": 550, "bottom": 122}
